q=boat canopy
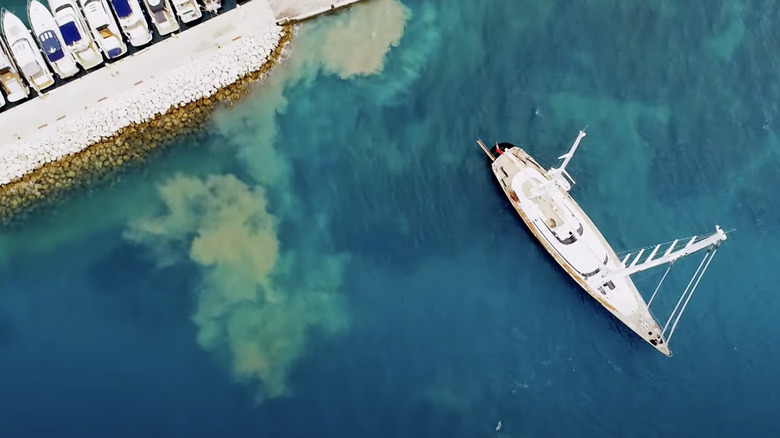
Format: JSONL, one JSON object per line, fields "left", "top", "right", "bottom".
{"left": 111, "top": 0, "right": 133, "bottom": 18}
{"left": 11, "top": 41, "right": 39, "bottom": 76}
{"left": 39, "top": 31, "right": 65, "bottom": 62}
{"left": 60, "top": 21, "right": 83, "bottom": 46}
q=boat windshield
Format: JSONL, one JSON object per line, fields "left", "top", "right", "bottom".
{"left": 60, "top": 21, "right": 83, "bottom": 46}
{"left": 111, "top": 0, "right": 133, "bottom": 18}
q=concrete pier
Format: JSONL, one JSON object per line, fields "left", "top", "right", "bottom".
{"left": 0, "top": 0, "right": 370, "bottom": 221}
{"left": 0, "top": 0, "right": 370, "bottom": 187}
{"left": 270, "top": 0, "right": 370, "bottom": 24}
{"left": 0, "top": 0, "right": 281, "bottom": 185}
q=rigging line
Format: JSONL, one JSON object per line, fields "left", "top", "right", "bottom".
{"left": 647, "top": 262, "right": 673, "bottom": 307}
{"left": 618, "top": 228, "right": 731, "bottom": 257}
{"left": 615, "top": 233, "right": 700, "bottom": 258}
{"left": 666, "top": 247, "right": 719, "bottom": 343}
{"left": 662, "top": 248, "right": 711, "bottom": 334}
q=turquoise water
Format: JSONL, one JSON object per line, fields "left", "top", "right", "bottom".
{"left": 1, "top": 0, "right": 779, "bottom": 436}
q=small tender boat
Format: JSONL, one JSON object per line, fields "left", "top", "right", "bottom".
{"left": 28, "top": 0, "right": 80, "bottom": 79}
{"left": 479, "top": 131, "right": 728, "bottom": 356}
{"left": 1, "top": 9, "right": 55, "bottom": 92}
{"left": 79, "top": 0, "right": 127, "bottom": 59}
{"left": 48, "top": 0, "right": 103, "bottom": 69}
{"left": 199, "top": 0, "right": 220, "bottom": 15}
{"left": 108, "top": 0, "right": 152, "bottom": 47}
{"left": 0, "top": 38, "right": 30, "bottom": 102}
{"left": 143, "top": 0, "right": 179, "bottom": 35}
{"left": 171, "top": 0, "right": 201, "bottom": 23}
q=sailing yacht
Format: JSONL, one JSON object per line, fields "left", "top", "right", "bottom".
{"left": 48, "top": 0, "right": 104, "bottom": 69}
{"left": 478, "top": 131, "right": 727, "bottom": 356}
{"left": 28, "top": 0, "right": 80, "bottom": 79}
{"left": 1, "top": 9, "right": 55, "bottom": 92}
{"left": 0, "top": 37, "right": 30, "bottom": 102}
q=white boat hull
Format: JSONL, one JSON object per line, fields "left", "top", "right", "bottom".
{"left": 0, "top": 38, "right": 31, "bottom": 102}
{"left": 144, "top": 0, "right": 180, "bottom": 35}
{"left": 2, "top": 9, "right": 55, "bottom": 91}
{"left": 79, "top": 0, "right": 128, "bottom": 60}
{"left": 108, "top": 0, "right": 153, "bottom": 47}
{"left": 171, "top": 0, "right": 202, "bottom": 23}
{"left": 48, "top": 0, "right": 104, "bottom": 69}
{"left": 29, "top": 0, "right": 80, "bottom": 79}
{"left": 490, "top": 146, "right": 671, "bottom": 356}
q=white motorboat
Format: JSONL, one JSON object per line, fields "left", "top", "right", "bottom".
{"left": 79, "top": 0, "right": 127, "bottom": 60}
{"left": 170, "top": 0, "right": 201, "bottom": 23}
{"left": 28, "top": 0, "right": 79, "bottom": 79}
{"left": 479, "top": 131, "right": 727, "bottom": 356}
{"left": 0, "top": 38, "right": 30, "bottom": 102}
{"left": 48, "top": 0, "right": 103, "bottom": 69}
{"left": 108, "top": 0, "right": 152, "bottom": 47}
{"left": 199, "top": 0, "right": 220, "bottom": 15}
{"left": 143, "top": 0, "right": 179, "bottom": 35}
{"left": 1, "top": 9, "right": 55, "bottom": 92}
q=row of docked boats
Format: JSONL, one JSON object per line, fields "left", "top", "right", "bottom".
{"left": 0, "top": 0, "right": 223, "bottom": 108}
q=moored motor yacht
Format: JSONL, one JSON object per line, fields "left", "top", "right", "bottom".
{"left": 48, "top": 0, "right": 103, "bottom": 69}
{"left": 1, "top": 8, "right": 55, "bottom": 92}
{"left": 108, "top": 0, "right": 152, "bottom": 47}
{"left": 0, "top": 38, "right": 30, "bottom": 102}
{"left": 28, "top": 0, "right": 80, "bottom": 79}
{"left": 143, "top": 0, "right": 179, "bottom": 35}
{"left": 170, "top": 0, "right": 201, "bottom": 23}
{"left": 79, "top": 0, "right": 127, "bottom": 59}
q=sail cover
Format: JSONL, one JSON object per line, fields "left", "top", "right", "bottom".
{"left": 59, "top": 21, "right": 82, "bottom": 46}
{"left": 39, "top": 31, "right": 65, "bottom": 62}
{"left": 111, "top": 0, "right": 133, "bottom": 17}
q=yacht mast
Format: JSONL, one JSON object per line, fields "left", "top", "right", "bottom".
{"left": 610, "top": 226, "right": 727, "bottom": 278}
{"left": 610, "top": 226, "right": 727, "bottom": 348}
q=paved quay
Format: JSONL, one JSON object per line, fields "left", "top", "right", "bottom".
{"left": 0, "top": 0, "right": 276, "bottom": 151}
{"left": 270, "top": 0, "right": 369, "bottom": 23}
{"left": 0, "top": 0, "right": 372, "bottom": 220}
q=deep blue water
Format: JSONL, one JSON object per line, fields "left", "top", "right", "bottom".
{"left": 2, "top": 0, "right": 780, "bottom": 436}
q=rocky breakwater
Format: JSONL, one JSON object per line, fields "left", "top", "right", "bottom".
{"left": 0, "top": 24, "right": 293, "bottom": 224}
